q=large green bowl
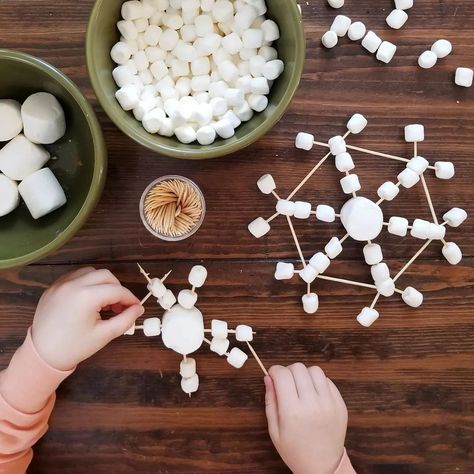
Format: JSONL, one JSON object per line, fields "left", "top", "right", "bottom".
{"left": 86, "top": 0, "right": 305, "bottom": 159}
{"left": 0, "top": 50, "right": 107, "bottom": 270}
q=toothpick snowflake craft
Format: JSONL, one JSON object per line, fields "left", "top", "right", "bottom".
{"left": 124, "top": 264, "right": 267, "bottom": 396}
{"left": 248, "top": 114, "right": 467, "bottom": 327}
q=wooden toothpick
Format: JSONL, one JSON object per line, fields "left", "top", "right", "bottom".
{"left": 393, "top": 239, "right": 433, "bottom": 282}
{"left": 137, "top": 263, "right": 151, "bottom": 283}
{"left": 286, "top": 215, "right": 306, "bottom": 267}
{"left": 140, "top": 292, "right": 153, "bottom": 306}
{"left": 271, "top": 190, "right": 280, "bottom": 200}
{"left": 246, "top": 342, "right": 269, "bottom": 376}
{"left": 420, "top": 174, "right": 439, "bottom": 224}
{"left": 266, "top": 212, "right": 280, "bottom": 223}
{"left": 370, "top": 293, "right": 380, "bottom": 309}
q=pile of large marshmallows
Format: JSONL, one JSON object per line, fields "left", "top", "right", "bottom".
{"left": 0, "top": 93, "right": 67, "bottom": 219}
{"left": 111, "top": 0, "right": 284, "bottom": 145}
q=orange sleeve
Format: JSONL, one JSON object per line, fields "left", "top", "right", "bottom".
{"left": 334, "top": 449, "right": 357, "bottom": 474}
{"left": 0, "top": 328, "right": 74, "bottom": 473}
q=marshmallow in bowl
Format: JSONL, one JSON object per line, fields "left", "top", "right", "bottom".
{"left": 0, "top": 100, "right": 23, "bottom": 142}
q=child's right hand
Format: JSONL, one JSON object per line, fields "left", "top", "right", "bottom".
{"left": 32, "top": 267, "right": 144, "bottom": 371}
{"left": 265, "top": 364, "right": 348, "bottom": 474}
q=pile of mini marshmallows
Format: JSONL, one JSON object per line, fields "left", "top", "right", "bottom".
{"left": 111, "top": 0, "right": 284, "bottom": 145}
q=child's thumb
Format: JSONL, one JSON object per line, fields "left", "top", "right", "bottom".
{"left": 99, "top": 304, "right": 145, "bottom": 341}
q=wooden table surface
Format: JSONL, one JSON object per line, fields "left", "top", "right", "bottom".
{"left": 1, "top": 1, "right": 473, "bottom": 473}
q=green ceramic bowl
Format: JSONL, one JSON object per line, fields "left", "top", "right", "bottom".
{"left": 0, "top": 50, "right": 107, "bottom": 270}
{"left": 86, "top": 0, "right": 305, "bottom": 159}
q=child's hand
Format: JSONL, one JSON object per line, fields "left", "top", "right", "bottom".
{"left": 265, "top": 364, "right": 348, "bottom": 474}
{"left": 32, "top": 267, "right": 144, "bottom": 371}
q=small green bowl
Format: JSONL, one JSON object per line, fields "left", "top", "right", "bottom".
{"left": 86, "top": 0, "right": 305, "bottom": 159}
{"left": 0, "top": 50, "right": 107, "bottom": 270}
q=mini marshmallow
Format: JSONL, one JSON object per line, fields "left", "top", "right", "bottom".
{"left": 181, "top": 24, "right": 197, "bottom": 43}
{"left": 256, "top": 174, "right": 276, "bottom": 195}
{"left": 371, "top": 262, "right": 390, "bottom": 283}
{"left": 212, "top": 0, "right": 234, "bottom": 22}
{"left": 159, "top": 28, "right": 180, "bottom": 51}
{"left": 236, "top": 324, "right": 253, "bottom": 342}
{"left": 171, "top": 59, "right": 190, "bottom": 78}
{"left": 147, "top": 278, "right": 167, "bottom": 298}
{"left": 234, "top": 4, "right": 258, "bottom": 30}
{"left": 191, "top": 74, "right": 211, "bottom": 92}
{"left": 189, "top": 265, "right": 208, "bottom": 288}
{"left": 388, "top": 216, "right": 409, "bottom": 237}
{"left": 175, "top": 77, "right": 192, "bottom": 97}
{"left": 214, "top": 118, "right": 235, "bottom": 139}
{"left": 139, "top": 69, "right": 154, "bottom": 85}
{"left": 340, "top": 174, "right": 361, "bottom": 194}
{"left": 261, "top": 19, "right": 279, "bottom": 42}
{"left": 234, "top": 102, "right": 253, "bottom": 121}
{"left": 210, "top": 337, "right": 230, "bottom": 355}
{"left": 225, "top": 88, "right": 244, "bottom": 106}
{"left": 309, "top": 252, "right": 331, "bottom": 273}
{"left": 175, "top": 125, "right": 197, "bottom": 143}
{"left": 223, "top": 109, "right": 241, "bottom": 129}
{"left": 158, "top": 289, "right": 177, "bottom": 310}
{"left": 397, "top": 168, "right": 420, "bottom": 188}
{"left": 135, "top": 18, "right": 148, "bottom": 34}
{"left": 402, "top": 287, "right": 423, "bottom": 308}
{"left": 162, "top": 12, "right": 184, "bottom": 30}
{"left": 376, "top": 41, "right": 397, "bottom": 64}
{"left": 181, "top": 374, "right": 199, "bottom": 394}
{"left": 0, "top": 135, "right": 50, "bottom": 181}
{"left": 236, "top": 75, "right": 253, "bottom": 93}
{"left": 418, "top": 50, "right": 437, "bottom": 69}
{"left": 143, "top": 108, "right": 166, "bottom": 133}
{"left": 248, "top": 217, "right": 270, "bottom": 238}
{"left": 363, "top": 243, "right": 383, "bottom": 265}
{"left": 144, "top": 25, "right": 162, "bottom": 46}
{"left": 442, "top": 242, "right": 462, "bottom": 265}
{"left": 150, "top": 60, "right": 168, "bottom": 80}
{"left": 376, "top": 278, "right": 395, "bottom": 297}
{"left": 377, "top": 181, "right": 400, "bottom": 202}
{"left": 211, "top": 319, "right": 228, "bottom": 339}
{"left": 328, "top": 136, "right": 347, "bottom": 155}
{"left": 262, "top": 60, "right": 284, "bottom": 81}
{"left": 435, "top": 161, "right": 455, "bottom": 180}
{"left": 428, "top": 223, "right": 446, "bottom": 240}
{"left": 159, "top": 118, "right": 175, "bottom": 136}
{"left": 443, "top": 208, "right": 467, "bottom": 228}
{"left": 195, "top": 14, "right": 214, "bottom": 37}
{"left": 299, "top": 264, "right": 318, "bottom": 284}
{"left": 294, "top": 201, "right": 312, "bottom": 219}
{"left": 407, "top": 156, "right": 429, "bottom": 175}
{"left": 316, "top": 204, "right": 336, "bottom": 223}
{"left": 347, "top": 21, "right": 366, "bottom": 41}
{"left": 210, "top": 97, "right": 228, "bottom": 116}
{"left": 174, "top": 42, "right": 197, "bottom": 62}
{"left": 302, "top": 293, "right": 319, "bottom": 314}
{"left": 274, "top": 262, "right": 295, "bottom": 280}
{"left": 455, "top": 67, "right": 473, "bottom": 88}
{"left": 121, "top": 1, "right": 144, "bottom": 21}
{"left": 276, "top": 199, "right": 295, "bottom": 217}
{"left": 143, "top": 317, "right": 161, "bottom": 337}
{"left": 328, "top": 0, "right": 344, "bottom": 7}
{"left": 248, "top": 94, "right": 268, "bottom": 112}
{"left": 221, "top": 32, "right": 243, "bottom": 54}
{"left": 146, "top": 46, "right": 166, "bottom": 62}
{"left": 21, "top": 93, "right": 66, "bottom": 145}
{"left": 357, "top": 307, "right": 379, "bottom": 327}
{"left": 405, "top": 124, "right": 425, "bottom": 142}
{"left": 0, "top": 174, "right": 19, "bottom": 217}
{"left": 242, "top": 28, "right": 264, "bottom": 49}
{"left": 178, "top": 289, "right": 198, "bottom": 309}
{"left": 325, "top": 237, "right": 343, "bottom": 259}
{"left": 322, "top": 31, "right": 338, "bottom": 49}
{"left": 0, "top": 100, "right": 22, "bottom": 142}
{"left": 18, "top": 168, "right": 66, "bottom": 219}
{"left": 347, "top": 113, "right": 368, "bottom": 134}
{"left": 295, "top": 132, "right": 315, "bottom": 151}
{"left": 250, "top": 77, "right": 270, "bottom": 95}
{"left": 227, "top": 347, "right": 248, "bottom": 369}
{"left": 330, "top": 15, "right": 351, "bottom": 37}
{"left": 196, "top": 125, "right": 217, "bottom": 145}
{"left": 117, "top": 20, "right": 139, "bottom": 41}
{"left": 395, "top": 0, "right": 413, "bottom": 9}
{"left": 217, "top": 60, "right": 239, "bottom": 82}
{"left": 362, "top": 31, "right": 382, "bottom": 53}
{"left": 180, "top": 357, "right": 196, "bottom": 378}
{"left": 195, "top": 33, "right": 221, "bottom": 55}
{"left": 249, "top": 55, "right": 266, "bottom": 77}
{"left": 335, "top": 152, "right": 355, "bottom": 172}
{"left": 386, "top": 9, "right": 408, "bottom": 29}
{"left": 431, "top": 39, "right": 452, "bottom": 59}
{"left": 410, "top": 219, "right": 430, "bottom": 239}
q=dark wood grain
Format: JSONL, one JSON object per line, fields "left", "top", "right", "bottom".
{"left": 0, "top": 0, "right": 473, "bottom": 473}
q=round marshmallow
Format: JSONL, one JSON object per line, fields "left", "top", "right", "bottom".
{"left": 404, "top": 124, "right": 425, "bottom": 142}
{"left": 330, "top": 15, "right": 351, "bottom": 37}
{"left": 397, "top": 168, "right": 420, "bottom": 188}
{"left": 431, "top": 39, "right": 452, "bottom": 59}
{"left": 340, "top": 197, "right": 384, "bottom": 241}
{"left": 322, "top": 31, "right": 338, "bottom": 49}
{"left": 335, "top": 152, "right": 355, "bottom": 172}
{"left": 302, "top": 293, "right": 319, "bottom": 314}
{"left": 443, "top": 208, "right": 467, "bottom": 228}
{"left": 455, "top": 67, "right": 473, "bottom": 88}
{"left": 274, "top": 262, "right": 295, "bottom": 281}
{"left": 347, "top": 113, "right": 368, "bottom": 134}
{"left": 294, "top": 201, "right": 312, "bottom": 219}
{"left": 143, "top": 317, "right": 161, "bottom": 337}
{"left": 248, "top": 217, "right": 270, "bottom": 238}
{"left": 316, "top": 204, "right": 336, "bottom": 223}
{"left": 295, "top": 132, "right": 315, "bottom": 151}
{"left": 211, "top": 319, "right": 228, "bottom": 339}
{"left": 0, "top": 173, "right": 19, "bottom": 217}
{"left": 147, "top": 278, "right": 167, "bottom": 298}
{"left": 189, "top": 265, "right": 207, "bottom": 288}
{"left": 371, "top": 262, "right": 390, "bottom": 283}
{"left": 376, "top": 41, "right": 397, "bottom": 64}
{"left": 357, "top": 307, "right": 379, "bottom": 327}
{"left": 309, "top": 252, "right": 331, "bottom": 273}
{"left": 347, "top": 21, "right": 366, "bottom": 41}
{"left": 363, "top": 243, "right": 383, "bottom": 265}
{"left": 299, "top": 264, "right": 318, "bottom": 284}
{"left": 178, "top": 289, "right": 198, "bottom": 309}
{"left": 328, "top": 135, "right": 347, "bottom": 155}
{"left": 276, "top": 199, "right": 295, "bottom": 217}
{"left": 0, "top": 100, "right": 22, "bottom": 142}
{"left": 210, "top": 337, "right": 230, "bottom": 356}
{"left": 158, "top": 289, "right": 177, "bottom": 310}
{"left": 377, "top": 181, "right": 400, "bottom": 201}
{"left": 325, "top": 237, "right": 343, "bottom": 259}
{"left": 386, "top": 9, "right": 408, "bottom": 29}
{"left": 362, "top": 31, "right": 382, "bottom": 53}
{"left": 418, "top": 50, "right": 437, "bottom": 69}
{"left": 442, "top": 242, "right": 462, "bottom": 265}
{"left": 180, "top": 357, "right": 197, "bottom": 378}
{"left": 227, "top": 347, "right": 248, "bottom": 369}
{"left": 236, "top": 324, "right": 253, "bottom": 342}
{"left": 388, "top": 216, "right": 409, "bottom": 237}
{"left": 402, "top": 287, "right": 423, "bottom": 308}
{"left": 435, "top": 161, "right": 455, "bottom": 180}
{"left": 181, "top": 374, "right": 199, "bottom": 394}
{"left": 410, "top": 219, "right": 430, "bottom": 239}
{"left": 340, "top": 174, "right": 361, "bottom": 194}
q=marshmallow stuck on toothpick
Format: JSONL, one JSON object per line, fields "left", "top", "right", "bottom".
{"left": 302, "top": 293, "right": 319, "bottom": 314}
{"left": 405, "top": 124, "right": 425, "bottom": 143}
{"left": 0, "top": 100, "right": 23, "bottom": 142}
{"left": 143, "top": 317, "right": 161, "bottom": 337}
{"left": 147, "top": 278, "right": 167, "bottom": 298}
{"left": 227, "top": 347, "right": 248, "bottom": 369}
{"left": 236, "top": 325, "right": 254, "bottom": 342}
{"left": 442, "top": 242, "right": 462, "bottom": 265}
{"left": 335, "top": 152, "right": 355, "bottom": 173}
{"left": 340, "top": 174, "right": 361, "bottom": 194}
{"left": 210, "top": 337, "right": 230, "bottom": 355}
{"left": 299, "top": 264, "right": 318, "bottom": 284}
{"left": 388, "top": 216, "right": 409, "bottom": 237}
{"left": 325, "top": 237, "right": 343, "bottom": 259}
{"left": 294, "top": 201, "right": 312, "bottom": 219}
{"left": 371, "top": 262, "right": 390, "bottom": 283}
{"left": 0, "top": 173, "right": 19, "bottom": 217}
{"left": 407, "top": 156, "right": 429, "bottom": 175}
{"left": 363, "top": 243, "right": 383, "bottom": 265}
{"left": 188, "top": 265, "right": 208, "bottom": 288}
{"left": 434, "top": 161, "right": 455, "bottom": 180}
{"left": 295, "top": 132, "right": 315, "bottom": 151}
{"left": 347, "top": 114, "right": 368, "bottom": 134}
{"left": 211, "top": 319, "right": 228, "bottom": 339}
{"left": 316, "top": 204, "right": 336, "bottom": 223}
{"left": 357, "top": 307, "right": 379, "bottom": 327}
{"left": 397, "top": 168, "right": 420, "bottom": 188}
{"left": 402, "top": 287, "right": 423, "bottom": 308}
{"left": 443, "top": 208, "right": 467, "bottom": 228}
{"left": 180, "top": 357, "right": 197, "bottom": 378}
{"left": 158, "top": 289, "right": 177, "bottom": 310}
{"left": 248, "top": 217, "right": 271, "bottom": 238}
{"left": 274, "top": 262, "right": 295, "bottom": 280}
{"left": 257, "top": 174, "right": 276, "bottom": 194}
{"left": 376, "top": 278, "right": 396, "bottom": 297}
{"left": 309, "top": 252, "right": 331, "bottom": 273}
{"left": 377, "top": 181, "right": 400, "bottom": 201}
{"left": 181, "top": 374, "right": 199, "bottom": 395}
{"left": 178, "top": 289, "right": 198, "bottom": 309}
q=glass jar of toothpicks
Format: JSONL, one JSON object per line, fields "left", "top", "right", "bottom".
{"left": 139, "top": 175, "right": 206, "bottom": 241}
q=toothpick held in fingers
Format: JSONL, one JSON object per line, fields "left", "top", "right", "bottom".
{"left": 246, "top": 342, "right": 269, "bottom": 376}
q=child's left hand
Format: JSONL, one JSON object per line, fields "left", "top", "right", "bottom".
{"left": 32, "top": 267, "right": 144, "bottom": 371}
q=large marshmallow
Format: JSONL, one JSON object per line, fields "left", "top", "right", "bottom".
{"left": 0, "top": 100, "right": 23, "bottom": 142}
{"left": 0, "top": 173, "right": 19, "bottom": 217}
{"left": 340, "top": 197, "right": 384, "bottom": 241}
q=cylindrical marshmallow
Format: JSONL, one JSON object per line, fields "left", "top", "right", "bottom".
{"left": 418, "top": 50, "right": 437, "bottom": 69}
{"left": 325, "top": 237, "right": 343, "bottom": 259}
{"left": 299, "top": 264, "right": 318, "bottom": 284}
{"left": 181, "top": 374, "right": 199, "bottom": 394}
{"left": 347, "top": 113, "right": 368, "bottom": 134}
{"left": 335, "top": 152, "right": 355, "bottom": 172}
{"left": 376, "top": 278, "right": 396, "bottom": 297}
{"left": 188, "top": 265, "right": 208, "bottom": 288}
{"left": 362, "top": 31, "right": 382, "bottom": 53}
{"left": 158, "top": 289, "right": 177, "bottom": 310}
{"left": 402, "top": 287, "right": 423, "bottom": 308}
{"left": 455, "top": 67, "right": 474, "bottom": 88}
{"left": 248, "top": 217, "right": 270, "bottom": 238}
{"left": 328, "top": 135, "right": 347, "bottom": 155}
{"left": 363, "top": 243, "right": 383, "bottom": 265}
{"left": 295, "top": 132, "right": 315, "bottom": 151}
{"left": 294, "top": 201, "right": 312, "bottom": 219}
{"left": 147, "top": 278, "right": 167, "bottom": 298}
{"left": 357, "top": 307, "right": 379, "bottom": 327}
{"left": 388, "top": 216, "right": 409, "bottom": 237}
{"left": 180, "top": 357, "right": 197, "bottom": 378}
{"left": 322, "top": 31, "right": 338, "bottom": 49}
{"left": 404, "top": 124, "right": 425, "bottom": 142}
{"left": 395, "top": 0, "right": 413, "bottom": 9}
{"left": 257, "top": 174, "right": 276, "bottom": 195}
{"left": 210, "top": 337, "right": 230, "bottom": 356}
{"left": 340, "top": 174, "right": 361, "bottom": 194}
{"left": 211, "top": 319, "right": 228, "bottom": 339}
{"left": 434, "top": 161, "right": 455, "bottom": 180}
{"left": 178, "top": 289, "right": 198, "bottom": 309}
{"left": 0, "top": 173, "right": 19, "bottom": 217}
{"left": 431, "top": 39, "right": 452, "bottom": 59}
{"left": 143, "top": 317, "right": 161, "bottom": 337}
{"left": 371, "top": 262, "right": 390, "bottom": 283}
{"left": 116, "top": 85, "right": 140, "bottom": 111}
{"left": 407, "top": 156, "right": 429, "bottom": 175}
{"left": 386, "top": 9, "right": 408, "bottom": 29}
{"left": 377, "top": 181, "right": 400, "bottom": 201}
{"left": 330, "top": 15, "right": 351, "bottom": 37}
{"left": 347, "top": 22, "right": 366, "bottom": 41}
{"left": 309, "top": 252, "right": 331, "bottom": 273}
{"left": 214, "top": 118, "right": 235, "bottom": 139}
{"left": 443, "top": 208, "right": 467, "bottom": 228}
{"left": 227, "top": 347, "right": 248, "bottom": 369}
{"left": 0, "top": 100, "right": 22, "bottom": 142}
{"left": 276, "top": 199, "right": 295, "bottom": 217}
{"left": 197, "top": 126, "right": 217, "bottom": 145}
{"left": 397, "top": 168, "right": 420, "bottom": 188}
{"left": 428, "top": 223, "right": 446, "bottom": 240}
{"left": 236, "top": 324, "right": 253, "bottom": 342}
{"left": 376, "top": 41, "right": 397, "bottom": 64}
{"left": 410, "top": 219, "right": 430, "bottom": 239}
{"left": 442, "top": 242, "right": 462, "bottom": 265}
{"left": 302, "top": 293, "right": 319, "bottom": 314}
{"left": 175, "top": 125, "right": 197, "bottom": 144}
{"left": 274, "top": 262, "right": 295, "bottom": 280}
{"left": 316, "top": 204, "right": 336, "bottom": 222}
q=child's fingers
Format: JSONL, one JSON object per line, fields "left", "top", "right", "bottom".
{"left": 88, "top": 283, "right": 140, "bottom": 309}
{"left": 264, "top": 375, "right": 280, "bottom": 442}
{"left": 97, "top": 304, "right": 145, "bottom": 341}
{"left": 268, "top": 365, "right": 298, "bottom": 412}
{"left": 57, "top": 267, "right": 96, "bottom": 284}
{"left": 309, "top": 366, "right": 330, "bottom": 395}
{"left": 77, "top": 268, "right": 121, "bottom": 287}
{"left": 288, "top": 363, "right": 317, "bottom": 400}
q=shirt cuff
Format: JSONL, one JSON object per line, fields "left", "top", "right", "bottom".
{"left": 0, "top": 328, "right": 75, "bottom": 415}
{"left": 334, "top": 449, "right": 356, "bottom": 474}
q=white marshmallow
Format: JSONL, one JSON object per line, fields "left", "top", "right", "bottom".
{"left": 181, "top": 374, "right": 199, "bottom": 394}
{"left": 371, "top": 262, "right": 390, "bottom": 283}
{"left": 328, "top": 0, "right": 344, "bottom": 8}
{"left": 211, "top": 319, "right": 228, "bottom": 339}
{"left": 347, "top": 113, "right": 368, "bottom": 134}
{"left": 0, "top": 134, "right": 50, "bottom": 181}
{"left": 407, "top": 156, "right": 429, "bottom": 175}
{"left": 335, "top": 152, "right": 355, "bottom": 172}
{"left": 147, "top": 278, "right": 167, "bottom": 298}
{"left": 276, "top": 199, "right": 295, "bottom": 217}
{"left": 330, "top": 15, "right": 351, "bottom": 37}
{"left": 236, "top": 324, "right": 253, "bottom": 342}
{"left": 261, "top": 19, "right": 279, "bottom": 41}
{"left": 404, "top": 124, "right": 425, "bottom": 142}
{"left": 189, "top": 265, "right": 208, "bottom": 288}
{"left": 322, "top": 31, "right": 338, "bottom": 49}
{"left": 376, "top": 41, "right": 397, "bottom": 63}
{"left": 394, "top": 0, "right": 413, "bottom": 9}
{"left": 431, "top": 39, "right": 452, "bottom": 59}
{"left": 175, "top": 77, "right": 192, "bottom": 97}
{"left": 295, "top": 132, "right": 315, "bottom": 151}
{"left": 121, "top": 1, "right": 144, "bottom": 21}
{"left": 143, "top": 108, "right": 166, "bottom": 133}
{"left": 388, "top": 216, "right": 409, "bottom": 237}
{"left": 221, "top": 32, "right": 243, "bottom": 54}
{"left": 191, "top": 74, "right": 211, "bottom": 92}
{"left": 328, "top": 136, "right": 347, "bottom": 155}
{"left": 246, "top": 0, "right": 267, "bottom": 16}
{"left": 442, "top": 242, "right": 462, "bottom": 265}
{"left": 316, "top": 204, "right": 336, "bottom": 223}
{"left": 347, "top": 22, "right": 366, "bottom": 41}
{"left": 171, "top": 59, "right": 190, "bottom": 78}
{"left": 410, "top": 219, "right": 430, "bottom": 239}
{"left": 418, "top": 50, "right": 437, "bottom": 69}
{"left": 227, "top": 347, "right": 248, "bottom": 369}
{"left": 428, "top": 223, "right": 446, "bottom": 240}
{"left": 249, "top": 55, "right": 266, "bottom": 77}
{"left": 299, "top": 264, "right": 318, "bottom": 284}
{"left": 195, "top": 14, "right": 214, "bottom": 37}
{"left": 138, "top": 69, "right": 154, "bottom": 85}
{"left": 377, "top": 181, "right": 400, "bottom": 201}
{"left": 376, "top": 278, "right": 395, "bottom": 297}
{"left": 175, "top": 125, "right": 197, "bottom": 144}
{"left": 200, "top": 0, "right": 214, "bottom": 12}
{"left": 357, "top": 307, "right": 379, "bottom": 327}
{"left": 174, "top": 42, "right": 197, "bottom": 62}
{"left": 402, "top": 287, "right": 423, "bottom": 308}
{"left": 0, "top": 174, "right": 19, "bottom": 217}
{"left": 210, "top": 337, "right": 230, "bottom": 355}
{"left": 362, "top": 31, "right": 382, "bottom": 53}
{"left": 242, "top": 28, "right": 264, "bottom": 49}
{"left": 443, "top": 208, "right": 467, "bottom": 228}
{"left": 256, "top": 174, "right": 276, "bottom": 195}
{"left": 435, "top": 161, "right": 455, "bottom": 180}
{"left": 143, "top": 317, "right": 162, "bottom": 337}
{"left": 309, "top": 252, "right": 331, "bottom": 273}
{"left": 180, "top": 357, "right": 197, "bottom": 378}
{"left": 158, "top": 289, "right": 177, "bottom": 310}
{"left": 248, "top": 94, "right": 268, "bottom": 112}
{"left": 302, "top": 293, "right": 319, "bottom": 314}
{"left": 386, "top": 9, "right": 408, "bottom": 29}
{"left": 181, "top": 24, "right": 197, "bottom": 43}
{"left": 159, "top": 117, "right": 175, "bottom": 136}
{"left": 163, "top": 12, "right": 184, "bottom": 30}
{"left": 340, "top": 197, "right": 384, "bottom": 241}
{"left": 248, "top": 217, "right": 270, "bottom": 238}
{"left": 262, "top": 60, "right": 284, "bottom": 81}
{"left": 234, "top": 4, "right": 258, "bottom": 30}
{"left": 294, "top": 201, "right": 312, "bottom": 219}
{"left": 193, "top": 101, "right": 213, "bottom": 123}
{"left": 225, "top": 88, "right": 244, "bottom": 106}
{"left": 144, "top": 25, "right": 162, "bottom": 46}
{"left": 18, "top": 168, "right": 66, "bottom": 219}
{"left": 397, "top": 168, "right": 420, "bottom": 188}
{"left": 210, "top": 97, "right": 228, "bottom": 116}
{"left": 363, "top": 243, "right": 383, "bottom": 265}
{"left": 455, "top": 67, "right": 473, "bottom": 88}
{"left": 21, "top": 93, "right": 66, "bottom": 145}
{"left": 274, "top": 262, "right": 295, "bottom": 281}
{"left": 236, "top": 74, "right": 253, "bottom": 93}
{"left": 117, "top": 20, "right": 139, "bottom": 41}
{"left": 146, "top": 46, "right": 166, "bottom": 62}
{"left": 0, "top": 100, "right": 22, "bottom": 142}
{"left": 325, "top": 237, "right": 343, "bottom": 259}
{"left": 214, "top": 118, "right": 235, "bottom": 139}
{"left": 340, "top": 174, "right": 361, "bottom": 194}
{"left": 178, "top": 289, "right": 198, "bottom": 309}
{"left": 159, "top": 29, "right": 179, "bottom": 51}
{"left": 234, "top": 102, "right": 253, "bottom": 121}
{"left": 250, "top": 77, "right": 270, "bottom": 95}
{"left": 218, "top": 60, "right": 239, "bottom": 82}
{"left": 196, "top": 125, "right": 217, "bottom": 145}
